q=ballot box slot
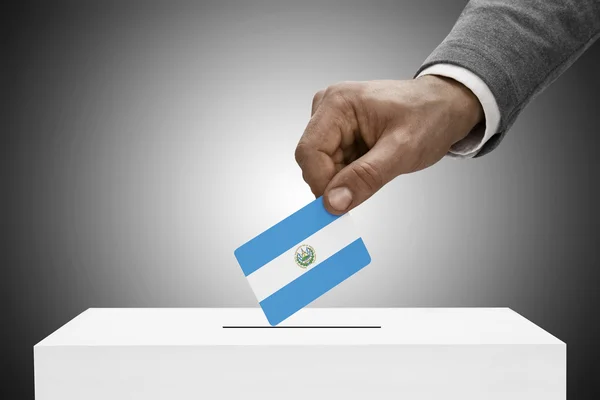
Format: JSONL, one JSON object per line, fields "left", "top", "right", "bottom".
{"left": 222, "top": 325, "right": 382, "bottom": 329}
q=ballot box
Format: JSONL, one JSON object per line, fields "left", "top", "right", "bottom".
{"left": 34, "top": 308, "right": 565, "bottom": 399}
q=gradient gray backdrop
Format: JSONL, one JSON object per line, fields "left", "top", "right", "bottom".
{"left": 4, "top": 0, "right": 599, "bottom": 398}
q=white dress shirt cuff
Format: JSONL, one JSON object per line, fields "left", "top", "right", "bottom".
{"left": 417, "top": 64, "right": 501, "bottom": 158}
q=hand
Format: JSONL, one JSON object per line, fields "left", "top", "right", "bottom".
{"left": 294, "top": 76, "right": 484, "bottom": 214}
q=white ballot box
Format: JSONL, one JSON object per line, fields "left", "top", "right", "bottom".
{"left": 34, "top": 308, "right": 565, "bottom": 399}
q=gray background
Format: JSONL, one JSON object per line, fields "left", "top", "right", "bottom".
{"left": 4, "top": 0, "right": 599, "bottom": 398}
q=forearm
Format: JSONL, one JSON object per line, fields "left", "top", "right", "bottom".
{"left": 416, "top": 0, "right": 600, "bottom": 156}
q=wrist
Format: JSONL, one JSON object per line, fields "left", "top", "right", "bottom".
{"left": 418, "top": 75, "right": 484, "bottom": 143}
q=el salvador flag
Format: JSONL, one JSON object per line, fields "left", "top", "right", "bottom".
{"left": 234, "top": 196, "right": 371, "bottom": 326}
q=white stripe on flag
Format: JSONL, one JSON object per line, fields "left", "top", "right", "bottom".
{"left": 246, "top": 213, "right": 360, "bottom": 302}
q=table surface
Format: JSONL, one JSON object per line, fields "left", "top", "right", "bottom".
{"left": 36, "top": 308, "right": 563, "bottom": 347}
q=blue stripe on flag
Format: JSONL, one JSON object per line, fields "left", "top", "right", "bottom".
{"left": 259, "top": 238, "right": 371, "bottom": 326}
{"left": 234, "top": 196, "right": 340, "bottom": 276}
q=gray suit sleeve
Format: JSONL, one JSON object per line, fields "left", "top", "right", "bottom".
{"left": 416, "top": 0, "right": 600, "bottom": 157}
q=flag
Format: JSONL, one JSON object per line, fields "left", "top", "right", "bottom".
{"left": 234, "top": 196, "right": 371, "bottom": 326}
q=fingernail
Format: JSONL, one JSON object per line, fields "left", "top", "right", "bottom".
{"left": 328, "top": 187, "right": 353, "bottom": 211}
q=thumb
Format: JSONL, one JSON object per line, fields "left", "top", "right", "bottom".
{"left": 323, "top": 135, "right": 401, "bottom": 214}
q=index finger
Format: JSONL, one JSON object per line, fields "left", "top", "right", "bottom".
{"left": 294, "top": 102, "right": 348, "bottom": 196}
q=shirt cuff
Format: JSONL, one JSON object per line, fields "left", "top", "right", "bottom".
{"left": 417, "top": 64, "right": 500, "bottom": 158}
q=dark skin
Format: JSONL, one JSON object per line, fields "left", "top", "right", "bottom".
{"left": 295, "top": 75, "right": 484, "bottom": 214}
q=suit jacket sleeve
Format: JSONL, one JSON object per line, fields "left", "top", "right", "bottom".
{"left": 415, "top": 0, "right": 600, "bottom": 157}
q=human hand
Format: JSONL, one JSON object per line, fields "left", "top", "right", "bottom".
{"left": 294, "top": 76, "right": 484, "bottom": 214}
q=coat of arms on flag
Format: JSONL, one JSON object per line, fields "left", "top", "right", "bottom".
{"left": 294, "top": 245, "right": 316, "bottom": 268}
